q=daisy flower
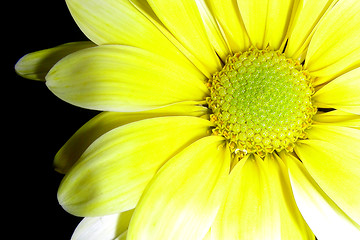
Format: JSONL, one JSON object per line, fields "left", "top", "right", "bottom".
{"left": 16, "top": 0, "right": 360, "bottom": 239}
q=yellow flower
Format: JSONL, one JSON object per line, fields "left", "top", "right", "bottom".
{"left": 16, "top": 0, "right": 360, "bottom": 239}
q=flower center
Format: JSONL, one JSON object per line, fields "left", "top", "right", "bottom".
{"left": 206, "top": 48, "right": 317, "bottom": 158}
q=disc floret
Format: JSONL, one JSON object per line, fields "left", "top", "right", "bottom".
{"left": 206, "top": 48, "right": 316, "bottom": 158}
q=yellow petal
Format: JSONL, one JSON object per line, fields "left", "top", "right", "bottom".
{"left": 305, "top": 0, "right": 360, "bottom": 80}
{"left": 195, "top": 0, "right": 231, "bottom": 61}
{"left": 236, "top": 0, "right": 269, "bottom": 49}
{"left": 306, "top": 125, "right": 360, "bottom": 156}
{"left": 207, "top": 0, "right": 250, "bottom": 53}
{"left": 65, "top": 0, "right": 181, "bottom": 60}
{"left": 295, "top": 140, "right": 360, "bottom": 224}
{"left": 147, "top": 0, "right": 222, "bottom": 73}
{"left": 127, "top": 136, "right": 230, "bottom": 240}
{"left": 237, "top": 0, "right": 294, "bottom": 50}
{"left": 15, "top": 41, "right": 95, "bottom": 81}
{"left": 46, "top": 45, "right": 208, "bottom": 112}
{"left": 263, "top": 0, "right": 295, "bottom": 50}
{"left": 264, "top": 153, "right": 314, "bottom": 239}
{"left": 313, "top": 110, "right": 360, "bottom": 128}
{"left": 313, "top": 67, "right": 360, "bottom": 114}
{"left": 285, "top": 0, "right": 336, "bottom": 59}
{"left": 281, "top": 151, "right": 360, "bottom": 239}
{"left": 213, "top": 154, "right": 313, "bottom": 239}
{"left": 213, "top": 154, "right": 270, "bottom": 239}
{"left": 55, "top": 102, "right": 208, "bottom": 174}
{"left": 58, "top": 116, "right": 212, "bottom": 216}
{"left": 128, "top": 0, "right": 214, "bottom": 78}
{"left": 71, "top": 209, "right": 133, "bottom": 240}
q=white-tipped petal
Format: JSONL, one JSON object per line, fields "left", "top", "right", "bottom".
{"left": 295, "top": 140, "right": 360, "bottom": 224}
{"left": 282, "top": 151, "right": 360, "bottom": 240}
{"left": 71, "top": 209, "right": 133, "bottom": 240}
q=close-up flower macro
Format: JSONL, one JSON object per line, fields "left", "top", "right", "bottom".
{"left": 15, "top": 0, "right": 360, "bottom": 239}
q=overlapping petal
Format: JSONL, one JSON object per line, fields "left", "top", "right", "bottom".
{"left": 146, "top": 0, "right": 222, "bottom": 73}
{"left": 212, "top": 154, "right": 271, "bottom": 239}
{"left": 206, "top": 0, "right": 250, "bottom": 53}
{"left": 313, "top": 110, "right": 360, "bottom": 128}
{"left": 65, "top": 0, "right": 182, "bottom": 60}
{"left": 285, "top": 0, "right": 336, "bottom": 60}
{"left": 263, "top": 0, "right": 295, "bottom": 50}
{"left": 295, "top": 140, "right": 360, "bottom": 224}
{"left": 195, "top": 0, "right": 231, "bottom": 61}
{"left": 46, "top": 45, "right": 208, "bottom": 112}
{"left": 54, "top": 103, "right": 208, "bottom": 174}
{"left": 58, "top": 116, "right": 213, "bottom": 216}
{"left": 212, "top": 153, "right": 313, "bottom": 239}
{"left": 236, "top": 0, "right": 269, "bottom": 49}
{"left": 15, "top": 41, "right": 95, "bottom": 81}
{"left": 306, "top": 124, "right": 360, "bottom": 156}
{"left": 264, "top": 154, "right": 314, "bottom": 239}
{"left": 313, "top": 67, "right": 360, "bottom": 114}
{"left": 237, "top": 0, "right": 294, "bottom": 50}
{"left": 127, "top": 136, "right": 230, "bottom": 240}
{"left": 281, "top": 151, "right": 360, "bottom": 240}
{"left": 127, "top": 0, "right": 215, "bottom": 77}
{"left": 305, "top": 0, "right": 360, "bottom": 81}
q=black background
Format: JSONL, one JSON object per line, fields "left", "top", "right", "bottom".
{"left": 8, "top": 1, "right": 97, "bottom": 238}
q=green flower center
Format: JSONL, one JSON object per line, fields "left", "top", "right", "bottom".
{"left": 206, "top": 48, "right": 317, "bottom": 158}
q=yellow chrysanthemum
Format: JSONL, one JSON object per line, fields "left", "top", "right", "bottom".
{"left": 15, "top": 0, "right": 360, "bottom": 239}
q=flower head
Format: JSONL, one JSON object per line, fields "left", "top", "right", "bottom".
{"left": 16, "top": 0, "right": 360, "bottom": 239}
